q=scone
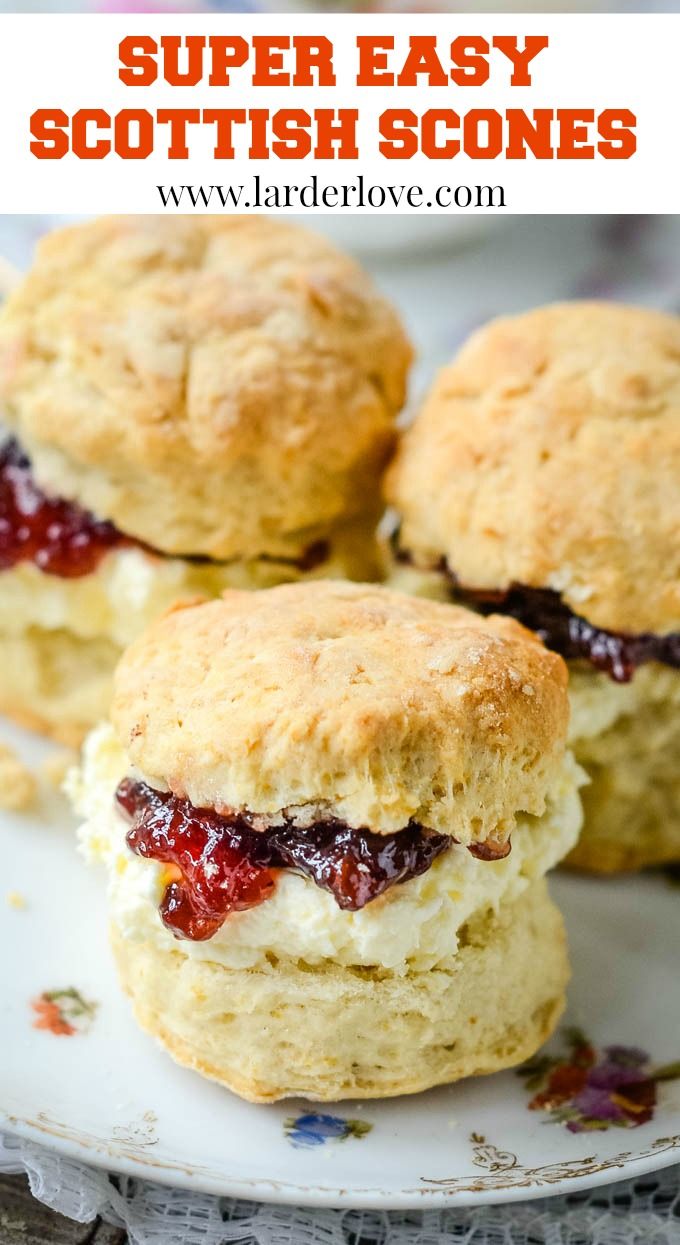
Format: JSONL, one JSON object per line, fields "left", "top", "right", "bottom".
{"left": 386, "top": 301, "right": 680, "bottom": 872}
{"left": 0, "top": 215, "right": 411, "bottom": 745}
{"left": 69, "top": 580, "right": 582, "bottom": 1102}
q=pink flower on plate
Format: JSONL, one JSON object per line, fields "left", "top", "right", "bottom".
{"left": 31, "top": 988, "right": 98, "bottom": 1037}
{"left": 518, "top": 1029, "right": 680, "bottom": 1134}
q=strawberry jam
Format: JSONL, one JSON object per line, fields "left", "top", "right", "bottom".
{"left": 115, "top": 778, "right": 451, "bottom": 941}
{"left": 449, "top": 578, "right": 680, "bottom": 684}
{"left": 0, "top": 437, "right": 129, "bottom": 578}
{"left": 393, "top": 543, "right": 680, "bottom": 684}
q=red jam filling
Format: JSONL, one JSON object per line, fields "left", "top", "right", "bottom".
{"left": 393, "top": 544, "right": 680, "bottom": 684}
{"left": 260, "top": 539, "right": 330, "bottom": 573}
{"left": 449, "top": 578, "right": 680, "bottom": 684}
{"left": 0, "top": 436, "right": 331, "bottom": 580}
{"left": 115, "top": 778, "right": 458, "bottom": 941}
{"left": 0, "top": 437, "right": 129, "bottom": 578}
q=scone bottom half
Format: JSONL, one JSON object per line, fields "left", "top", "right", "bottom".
{"left": 71, "top": 580, "right": 582, "bottom": 1102}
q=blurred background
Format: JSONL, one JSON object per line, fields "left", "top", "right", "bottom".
{"left": 1, "top": 214, "right": 679, "bottom": 405}
{"left": 0, "top": 1, "right": 677, "bottom": 11}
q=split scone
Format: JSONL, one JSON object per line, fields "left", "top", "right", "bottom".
{"left": 386, "top": 301, "right": 680, "bottom": 872}
{"left": 69, "top": 580, "right": 582, "bottom": 1102}
{"left": 0, "top": 215, "right": 411, "bottom": 745}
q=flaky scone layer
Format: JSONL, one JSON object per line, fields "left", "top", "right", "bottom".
{"left": 0, "top": 215, "right": 411, "bottom": 560}
{"left": 111, "top": 581, "right": 570, "bottom": 842}
{"left": 110, "top": 878, "right": 568, "bottom": 1102}
{"left": 567, "top": 663, "right": 680, "bottom": 871}
{"left": 387, "top": 301, "right": 680, "bottom": 634}
{"left": 71, "top": 721, "right": 582, "bottom": 973}
{"left": 0, "top": 627, "right": 118, "bottom": 747}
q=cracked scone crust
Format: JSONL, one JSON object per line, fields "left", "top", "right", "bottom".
{"left": 386, "top": 301, "right": 680, "bottom": 634}
{"left": 111, "top": 877, "right": 568, "bottom": 1102}
{"left": 0, "top": 215, "right": 411, "bottom": 560}
{"left": 111, "top": 580, "right": 569, "bottom": 842}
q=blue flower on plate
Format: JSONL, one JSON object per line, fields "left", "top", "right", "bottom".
{"left": 284, "top": 1112, "right": 372, "bottom": 1149}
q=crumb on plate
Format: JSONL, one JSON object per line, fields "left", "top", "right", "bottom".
{"left": 0, "top": 744, "right": 37, "bottom": 811}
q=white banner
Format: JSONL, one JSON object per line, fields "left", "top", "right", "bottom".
{"left": 0, "top": 12, "right": 676, "bottom": 214}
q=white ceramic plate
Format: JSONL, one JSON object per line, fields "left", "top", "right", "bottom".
{"left": 2, "top": 716, "right": 679, "bottom": 1210}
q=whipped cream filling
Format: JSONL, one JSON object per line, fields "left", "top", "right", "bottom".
{"left": 0, "top": 542, "right": 362, "bottom": 650}
{"left": 69, "top": 723, "right": 584, "bottom": 973}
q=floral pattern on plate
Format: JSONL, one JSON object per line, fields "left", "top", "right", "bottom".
{"left": 284, "top": 1113, "right": 372, "bottom": 1149}
{"left": 518, "top": 1028, "right": 680, "bottom": 1132}
{"left": 31, "top": 988, "right": 98, "bottom": 1036}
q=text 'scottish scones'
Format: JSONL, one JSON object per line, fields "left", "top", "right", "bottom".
{"left": 387, "top": 301, "right": 680, "bottom": 872}
{"left": 69, "top": 580, "right": 582, "bottom": 1102}
{"left": 0, "top": 215, "right": 411, "bottom": 744}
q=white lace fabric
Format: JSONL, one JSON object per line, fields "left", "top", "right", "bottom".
{"left": 2, "top": 1133, "right": 680, "bottom": 1245}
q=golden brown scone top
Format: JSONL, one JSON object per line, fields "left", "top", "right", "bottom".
{"left": 112, "top": 580, "right": 569, "bottom": 842}
{"left": 0, "top": 215, "right": 411, "bottom": 560}
{"left": 387, "top": 302, "right": 680, "bottom": 634}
